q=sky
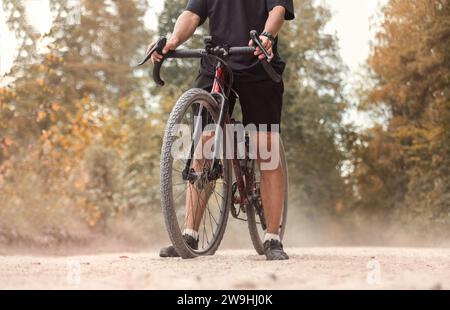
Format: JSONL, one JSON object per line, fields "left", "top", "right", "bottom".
{"left": 0, "top": 0, "right": 386, "bottom": 126}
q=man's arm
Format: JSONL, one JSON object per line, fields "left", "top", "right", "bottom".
{"left": 148, "top": 11, "right": 201, "bottom": 63}
{"left": 252, "top": 6, "right": 287, "bottom": 61}
{"left": 264, "top": 6, "right": 286, "bottom": 39}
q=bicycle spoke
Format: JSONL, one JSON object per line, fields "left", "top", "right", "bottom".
{"left": 201, "top": 211, "right": 206, "bottom": 249}
{"left": 213, "top": 189, "right": 225, "bottom": 201}
{"left": 203, "top": 207, "right": 209, "bottom": 246}
{"left": 172, "top": 167, "right": 184, "bottom": 174}
{"left": 207, "top": 197, "right": 219, "bottom": 225}
{"left": 206, "top": 202, "right": 214, "bottom": 239}
{"left": 212, "top": 191, "right": 223, "bottom": 216}
{"left": 174, "top": 187, "right": 187, "bottom": 203}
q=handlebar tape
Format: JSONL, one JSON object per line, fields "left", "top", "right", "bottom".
{"left": 141, "top": 30, "right": 282, "bottom": 86}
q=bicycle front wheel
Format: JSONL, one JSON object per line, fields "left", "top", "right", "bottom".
{"left": 160, "top": 88, "right": 232, "bottom": 259}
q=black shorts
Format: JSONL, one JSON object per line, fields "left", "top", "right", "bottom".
{"left": 195, "top": 74, "right": 284, "bottom": 132}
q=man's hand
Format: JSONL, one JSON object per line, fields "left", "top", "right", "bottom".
{"left": 249, "top": 36, "right": 274, "bottom": 62}
{"left": 145, "top": 11, "right": 200, "bottom": 64}
{"left": 146, "top": 38, "right": 179, "bottom": 63}
{"left": 251, "top": 5, "right": 286, "bottom": 62}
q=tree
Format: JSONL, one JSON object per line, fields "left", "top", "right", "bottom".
{"left": 152, "top": 0, "right": 209, "bottom": 117}
{"left": 0, "top": 0, "right": 161, "bottom": 240}
{"left": 279, "top": 0, "right": 350, "bottom": 214}
{"left": 47, "top": 0, "right": 151, "bottom": 105}
{"left": 355, "top": 0, "right": 450, "bottom": 230}
{"left": 1, "top": 0, "right": 40, "bottom": 75}
{"left": 45, "top": 0, "right": 161, "bottom": 218}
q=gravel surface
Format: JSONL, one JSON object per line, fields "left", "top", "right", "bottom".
{"left": 1, "top": 247, "right": 449, "bottom": 290}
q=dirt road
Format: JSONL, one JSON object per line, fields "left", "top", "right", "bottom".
{"left": 1, "top": 247, "right": 449, "bottom": 289}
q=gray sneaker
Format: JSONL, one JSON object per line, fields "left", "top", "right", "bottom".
{"left": 263, "top": 239, "right": 289, "bottom": 261}
{"left": 159, "top": 235, "right": 198, "bottom": 258}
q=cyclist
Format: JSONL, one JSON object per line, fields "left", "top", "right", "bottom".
{"left": 148, "top": 0, "right": 295, "bottom": 261}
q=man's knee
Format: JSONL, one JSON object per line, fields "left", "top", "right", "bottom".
{"left": 250, "top": 132, "right": 282, "bottom": 171}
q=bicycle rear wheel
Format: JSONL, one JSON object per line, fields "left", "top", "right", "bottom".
{"left": 160, "top": 88, "right": 232, "bottom": 259}
{"left": 246, "top": 138, "right": 288, "bottom": 255}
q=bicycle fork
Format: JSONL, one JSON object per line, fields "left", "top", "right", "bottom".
{"left": 182, "top": 93, "right": 228, "bottom": 183}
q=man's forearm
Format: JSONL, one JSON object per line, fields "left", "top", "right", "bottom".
{"left": 263, "top": 6, "right": 286, "bottom": 37}
{"left": 170, "top": 11, "right": 201, "bottom": 47}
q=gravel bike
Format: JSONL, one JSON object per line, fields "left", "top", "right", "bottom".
{"left": 139, "top": 31, "right": 288, "bottom": 259}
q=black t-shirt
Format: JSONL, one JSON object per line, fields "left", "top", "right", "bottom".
{"left": 186, "top": 0, "right": 295, "bottom": 81}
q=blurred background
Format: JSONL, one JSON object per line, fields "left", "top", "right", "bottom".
{"left": 0, "top": 0, "right": 449, "bottom": 253}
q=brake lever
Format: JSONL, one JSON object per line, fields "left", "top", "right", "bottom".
{"left": 250, "top": 30, "right": 272, "bottom": 60}
{"left": 138, "top": 37, "right": 167, "bottom": 66}
{"left": 249, "top": 30, "right": 281, "bottom": 83}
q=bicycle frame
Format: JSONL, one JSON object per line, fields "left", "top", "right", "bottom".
{"left": 183, "top": 60, "right": 251, "bottom": 211}
{"left": 211, "top": 61, "right": 251, "bottom": 210}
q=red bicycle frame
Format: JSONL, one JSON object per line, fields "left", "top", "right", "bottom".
{"left": 212, "top": 64, "right": 224, "bottom": 93}
{"left": 211, "top": 62, "right": 250, "bottom": 209}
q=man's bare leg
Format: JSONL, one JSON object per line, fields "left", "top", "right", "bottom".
{"left": 184, "top": 131, "right": 215, "bottom": 234}
{"left": 184, "top": 165, "right": 212, "bottom": 233}
{"left": 252, "top": 132, "right": 285, "bottom": 233}
{"left": 250, "top": 131, "right": 289, "bottom": 260}
{"left": 160, "top": 131, "right": 215, "bottom": 257}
